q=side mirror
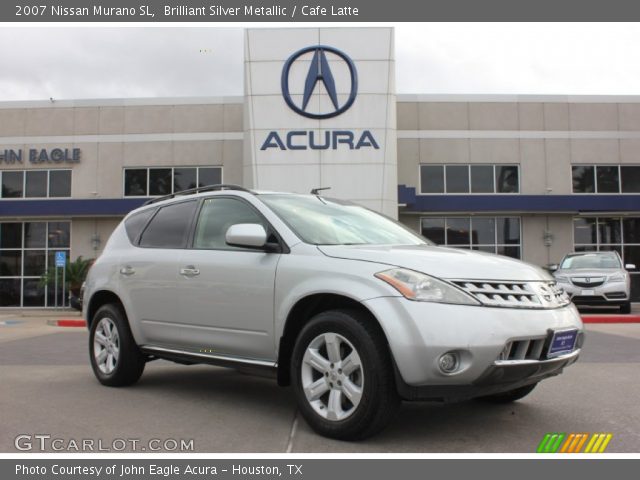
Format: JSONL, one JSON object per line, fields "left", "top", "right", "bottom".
{"left": 548, "top": 264, "right": 559, "bottom": 272}
{"left": 225, "top": 223, "right": 267, "bottom": 249}
{"left": 625, "top": 263, "right": 636, "bottom": 270}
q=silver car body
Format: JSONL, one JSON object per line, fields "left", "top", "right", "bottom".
{"left": 84, "top": 190, "right": 583, "bottom": 400}
{"left": 553, "top": 251, "right": 632, "bottom": 308}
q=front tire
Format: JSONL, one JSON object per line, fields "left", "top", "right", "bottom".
{"left": 291, "top": 309, "right": 400, "bottom": 440}
{"left": 89, "top": 304, "right": 145, "bottom": 386}
{"left": 620, "top": 302, "right": 631, "bottom": 314}
{"left": 476, "top": 383, "right": 537, "bottom": 403}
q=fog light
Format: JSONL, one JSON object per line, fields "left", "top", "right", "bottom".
{"left": 438, "top": 352, "right": 459, "bottom": 373}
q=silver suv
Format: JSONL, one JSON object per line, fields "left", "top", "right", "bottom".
{"left": 84, "top": 185, "right": 583, "bottom": 440}
{"left": 552, "top": 251, "right": 635, "bottom": 314}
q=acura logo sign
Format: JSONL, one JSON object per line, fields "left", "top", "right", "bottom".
{"left": 281, "top": 45, "right": 358, "bottom": 119}
{"left": 261, "top": 45, "right": 378, "bottom": 151}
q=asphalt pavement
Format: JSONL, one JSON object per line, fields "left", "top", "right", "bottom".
{"left": 1, "top": 310, "right": 639, "bottom": 453}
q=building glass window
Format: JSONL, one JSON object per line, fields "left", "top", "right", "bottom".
{"left": 572, "top": 166, "right": 595, "bottom": 193}
{"left": 198, "top": 167, "right": 223, "bottom": 187}
{"left": 420, "top": 216, "right": 522, "bottom": 259}
{"left": 573, "top": 216, "right": 640, "bottom": 301}
{"left": 572, "top": 165, "right": 640, "bottom": 193}
{"left": 445, "top": 165, "right": 469, "bottom": 193}
{"left": 0, "top": 170, "right": 71, "bottom": 198}
{"left": 174, "top": 168, "right": 198, "bottom": 192}
{"left": 149, "top": 168, "right": 172, "bottom": 196}
{"left": 596, "top": 166, "right": 620, "bottom": 193}
{"left": 470, "top": 165, "right": 494, "bottom": 193}
{"left": 124, "top": 169, "right": 148, "bottom": 196}
{"left": 420, "top": 165, "right": 445, "bottom": 194}
{"left": 0, "top": 221, "right": 70, "bottom": 307}
{"left": 495, "top": 165, "right": 520, "bottom": 193}
{"left": 49, "top": 170, "right": 72, "bottom": 197}
{"left": 419, "top": 164, "right": 519, "bottom": 194}
{"left": 420, "top": 217, "right": 445, "bottom": 244}
{"left": 621, "top": 166, "right": 640, "bottom": 193}
{"left": 123, "top": 166, "right": 223, "bottom": 197}
{"left": 2, "top": 171, "right": 24, "bottom": 198}
{"left": 25, "top": 171, "right": 47, "bottom": 198}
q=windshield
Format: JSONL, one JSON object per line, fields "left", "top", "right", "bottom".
{"left": 560, "top": 252, "right": 621, "bottom": 269}
{"left": 260, "top": 194, "right": 429, "bottom": 246}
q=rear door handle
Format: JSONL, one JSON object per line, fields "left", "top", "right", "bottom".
{"left": 119, "top": 266, "right": 135, "bottom": 276}
{"left": 180, "top": 266, "right": 200, "bottom": 277}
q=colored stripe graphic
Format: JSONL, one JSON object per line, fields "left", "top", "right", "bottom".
{"left": 537, "top": 433, "right": 566, "bottom": 453}
{"left": 538, "top": 433, "right": 612, "bottom": 453}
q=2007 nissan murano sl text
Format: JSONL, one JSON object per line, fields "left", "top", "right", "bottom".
{"left": 83, "top": 184, "right": 583, "bottom": 440}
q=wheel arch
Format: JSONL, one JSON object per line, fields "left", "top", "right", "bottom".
{"left": 86, "top": 290, "right": 126, "bottom": 329}
{"left": 276, "top": 293, "right": 390, "bottom": 386}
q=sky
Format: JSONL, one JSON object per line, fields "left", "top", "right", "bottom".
{"left": 1, "top": 23, "right": 640, "bottom": 101}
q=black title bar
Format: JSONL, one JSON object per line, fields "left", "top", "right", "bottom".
{"left": 5, "top": 0, "right": 640, "bottom": 22}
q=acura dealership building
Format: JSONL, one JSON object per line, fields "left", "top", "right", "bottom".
{"left": 1, "top": 27, "right": 639, "bottom": 307}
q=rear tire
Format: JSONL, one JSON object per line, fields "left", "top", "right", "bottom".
{"left": 620, "top": 302, "right": 631, "bottom": 314}
{"left": 476, "top": 383, "right": 537, "bottom": 403}
{"left": 290, "top": 309, "right": 400, "bottom": 440}
{"left": 89, "top": 304, "right": 145, "bottom": 387}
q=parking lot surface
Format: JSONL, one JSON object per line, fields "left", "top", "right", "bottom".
{"left": 1, "top": 310, "right": 639, "bottom": 453}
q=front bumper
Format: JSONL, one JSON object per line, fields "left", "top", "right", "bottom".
{"left": 396, "top": 349, "right": 580, "bottom": 401}
{"left": 560, "top": 282, "right": 629, "bottom": 306}
{"left": 362, "top": 296, "right": 584, "bottom": 393}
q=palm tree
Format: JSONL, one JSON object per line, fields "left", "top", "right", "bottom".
{"left": 40, "top": 256, "right": 94, "bottom": 297}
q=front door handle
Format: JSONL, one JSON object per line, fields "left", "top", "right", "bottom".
{"left": 119, "top": 266, "right": 135, "bottom": 276}
{"left": 180, "top": 266, "right": 200, "bottom": 277}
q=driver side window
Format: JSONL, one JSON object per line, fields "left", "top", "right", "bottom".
{"left": 193, "top": 197, "right": 265, "bottom": 250}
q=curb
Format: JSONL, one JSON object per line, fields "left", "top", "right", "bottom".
{"left": 48, "top": 319, "right": 86, "bottom": 328}
{"left": 581, "top": 315, "right": 640, "bottom": 324}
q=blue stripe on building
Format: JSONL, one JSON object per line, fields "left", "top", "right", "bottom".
{"left": 398, "top": 185, "right": 640, "bottom": 213}
{"left": 0, "top": 198, "right": 148, "bottom": 217}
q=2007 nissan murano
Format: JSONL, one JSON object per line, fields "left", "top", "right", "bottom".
{"left": 83, "top": 185, "right": 583, "bottom": 440}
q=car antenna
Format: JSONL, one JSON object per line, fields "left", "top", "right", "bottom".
{"left": 310, "top": 187, "right": 331, "bottom": 195}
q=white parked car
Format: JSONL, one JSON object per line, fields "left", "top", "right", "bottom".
{"left": 83, "top": 185, "right": 584, "bottom": 440}
{"left": 552, "top": 251, "right": 635, "bottom": 314}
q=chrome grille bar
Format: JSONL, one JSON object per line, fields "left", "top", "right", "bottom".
{"left": 451, "top": 280, "right": 570, "bottom": 309}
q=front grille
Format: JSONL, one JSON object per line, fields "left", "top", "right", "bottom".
{"left": 571, "top": 277, "right": 605, "bottom": 288}
{"left": 498, "top": 337, "right": 546, "bottom": 361}
{"left": 451, "top": 280, "right": 570, "bottom": 309}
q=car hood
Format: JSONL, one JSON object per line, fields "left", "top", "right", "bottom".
{"left": 317, "top": 244, "right": 552, "bottom": 281}
{"left": 555, "top": 268, "right": 620, "bottom": 277}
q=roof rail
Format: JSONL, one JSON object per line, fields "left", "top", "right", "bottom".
{"left": 142, "top": 184, "right": 253, "bottom": 206}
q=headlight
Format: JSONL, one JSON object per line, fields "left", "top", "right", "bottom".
{"left": 554, "top": 275, "right": 569, "bottom": 284}
{"left": 609, "top": 273, "right": 626, "bottom": 282}
{"left": 375, "top": 268, "right": 480, "bottom": 305}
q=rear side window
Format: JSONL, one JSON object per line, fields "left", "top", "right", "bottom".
{"left": 124, "top": 208, "right": 155, "bottom": 244}
{"left": 139, "top": 201, "right": 197, "bottom": 248}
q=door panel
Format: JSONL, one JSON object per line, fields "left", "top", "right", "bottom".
{"left": 119, "top": 247, "right": 180, "bottom": 345}
{"left": 120, "top": 200, "right": 198, "bottom": 346}
{"left": 173, "top": 196, "right": 281, "bottom": 360}
{"left": 176, "top": 249, "right": 279, "bottom": 359}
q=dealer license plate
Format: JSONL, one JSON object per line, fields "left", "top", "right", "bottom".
{"left": 581, "top": 289, "right": 595, "bottom": 296}
{"left": 548, "top": 329, "right": 578, "bottom": 358}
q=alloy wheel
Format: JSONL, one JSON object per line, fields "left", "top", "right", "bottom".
{"left": 93, "top": 317, "right": 120, "bottom": 374}
{"left": 300, "top": 332, "right": 364, "bottom": 421}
